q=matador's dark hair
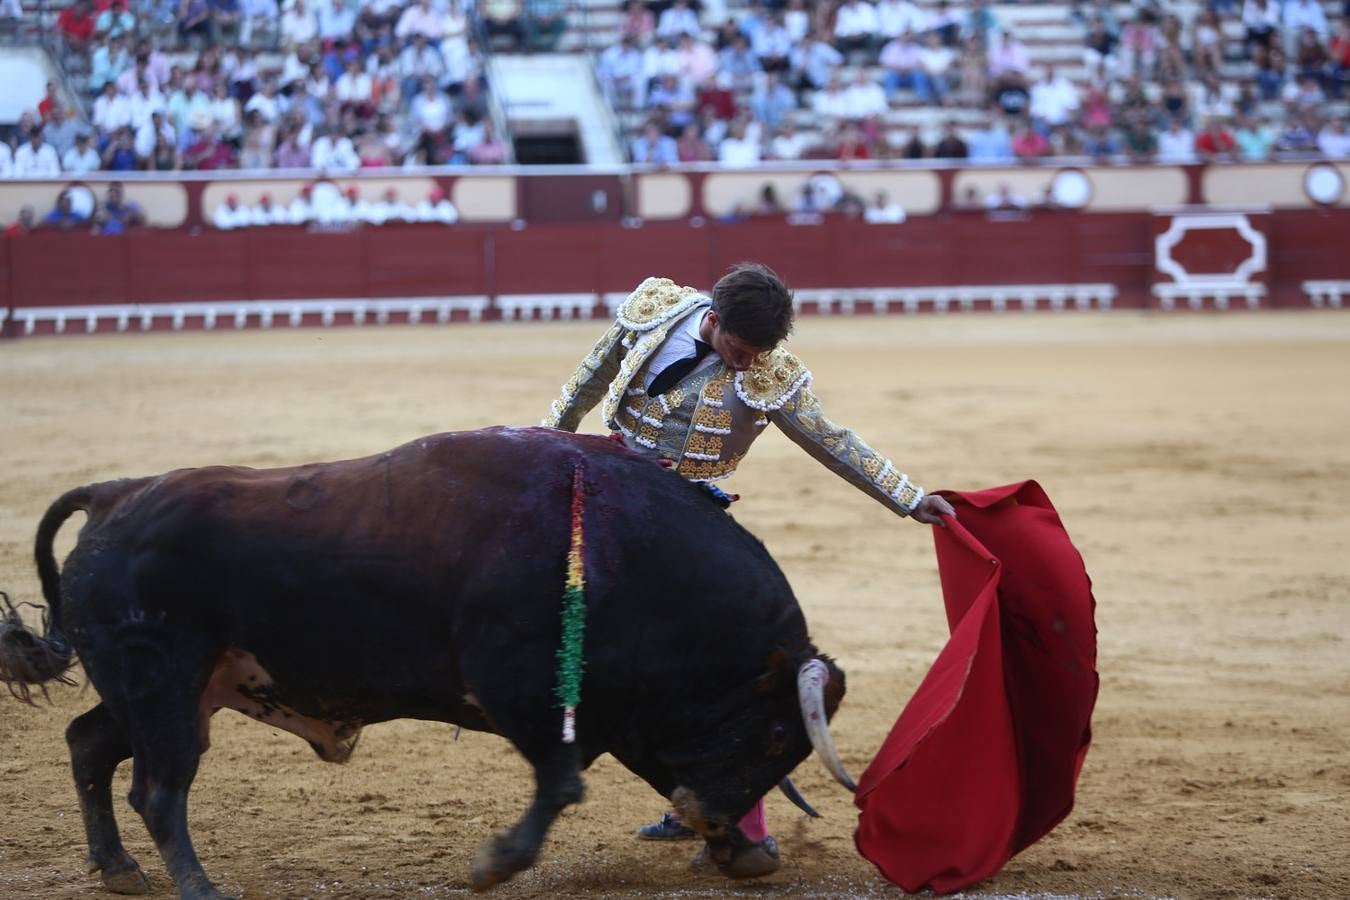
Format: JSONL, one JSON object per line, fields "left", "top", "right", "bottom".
{"left": 710, "top": 263, "right": 795, "bottom": 350}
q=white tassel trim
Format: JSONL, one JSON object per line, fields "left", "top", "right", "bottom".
{"left": 694, "top": 424, "right": 731, "bottom": 435}
{"left": 685, "top": 452, "right": 720, "bottom": 460}
{"left": 734, "top": 369, "right": 813, "bottom": 411}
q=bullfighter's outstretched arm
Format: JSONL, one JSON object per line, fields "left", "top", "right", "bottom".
{"left": 766, "top": 382, "right": 927, "bottom": 519}
{"left": 543, "top": 322, "right": 626, "bottom": 432}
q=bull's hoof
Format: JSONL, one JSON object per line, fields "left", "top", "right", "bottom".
{"left": 470, "top": 829, "right": 530, "bottom": 892}
{"left": 101, "top": 865, "right": 151, "bottom": 895}
{"left": 718, "top": 836, "right": 781, "bottom": 880}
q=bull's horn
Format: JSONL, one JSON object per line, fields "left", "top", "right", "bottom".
{"left": 778, "top": 776, "right": 821, "bottom": 818}
{"left": 797, "top": 659, "right": 856, "bottom": 792}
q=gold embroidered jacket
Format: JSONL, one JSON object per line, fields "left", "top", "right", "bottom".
{"left": 542, "top": 277, "right": 924, "bottom": 515}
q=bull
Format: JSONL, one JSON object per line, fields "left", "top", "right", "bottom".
{"left": 1, "top": 426, "right": 853, "bottom": 900}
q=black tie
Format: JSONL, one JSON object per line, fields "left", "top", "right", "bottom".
{"left": 648, "top": 340, "right": 712, "bottom": 396}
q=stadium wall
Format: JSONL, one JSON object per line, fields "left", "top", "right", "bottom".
{"left": 3, "top": 162, "right": 1348, "bottom": 337}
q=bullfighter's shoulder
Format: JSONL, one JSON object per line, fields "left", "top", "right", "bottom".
{"left": 616, "top": 277, "right": 708, "bottom": 331}
{"left": 734, "top": 347, "right": 812, "bottom": 411}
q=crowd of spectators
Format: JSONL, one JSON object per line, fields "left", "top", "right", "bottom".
{"left": 599, "top": 0, "right": 1350, "bottom": 165}
{"left": 0, "top": 0, "right": 510, "bottom": 177}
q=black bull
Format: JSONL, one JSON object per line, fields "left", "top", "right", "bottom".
{"left": 1, "top": 426, "right": 852, "bottom": 899}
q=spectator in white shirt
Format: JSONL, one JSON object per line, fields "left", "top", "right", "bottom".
{"left": 1156, "top": 116, "right": 1197, "bottom": 163}
{"left": 310, "top": 128, "right": 360, "bottom": 170}
{"left": 410, "top": 76, "right": 453, "bottom": 133}
{"left": 1029, "top": 65, "right": 1080, "bottom": 128}
{"left": 136, "top": 110, "right": 176, "bottom": 159}
{"left": 318, "top": 0, "right": 357, "bottom": 42}
{"left": 280, "top": 0, "right": 317, "bottom": 46}
{"left": 917, "top": 32, "right": 955, "bottom": 104}
{"left": 783, "top": 0, "right": 809, "bottom": 42}
{"left": 335, "top": 58, "right": 374, "bottom": 109}
{"left": 62, "top": 133, "right": 102, "bottom": 173}
{"left": 1283, "top": 0, "right": 1328, "bottom": 46}
{"left": 751, "top": 13, "right": 793, "bottom": 72}
{"left": 1, "top": 0, "right": 23, "bottom": 21}
{"left": 398, "top": 33, "right": 445, "bottom": 100}
{"left": 791, "top": 31, "right": 845, "bottom": 92}
{"left": 1317, "top": 118, "right": 1350, "bottom": 158}
{"left": 244, "top": 78, "right": 284, "bottom": 122}
{"left": 769, "top": 120, "right": 808, "bottom": 160}
{"left": 833, "top": 0, "right": 879, "bottom": 57}
{"left": 396, "top": 0, "right": 442, "bottom": 40}
{"left": 14, "top": 131, "right": 63, "bottom": 177}
{"left": 239, "top": 0, "right": 278, "bottom": 48}
{"left": 210, "top": 81, "right": 243, "bottom": 139}
{"left": 213, "top": 194, "right": 247, "bottom": 229}
{"left": 987, "top": 30, "right": 1030, "bottom": 81}
{"left": 718, "top": 119, "right": 761, "bottom": 167}
{"left": 127, "top": 79, "right": 166, "bottom": 131}
{"left": 599, "top": 35, "right": 647, "bottom": 108}
{"left": 656, "top": 0, "right": 699, "bottom": 40}
{"left": 843, "top": 68, "right": 888, "bottom": 119}
{"left": 0, "top": 142, "right": 12, "bottom": 178}
{"left": 876, "top": 0, "right": 924, "bottom": 39}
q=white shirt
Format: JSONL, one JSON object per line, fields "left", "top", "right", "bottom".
{"left": 0, "top": 143, "right": 13, "bottom": 177}
{"left": 1156, "top": 128, "right": 1196, "bottom": 163}
{"left": 843, "top": 81, "right": 888, "bottom": 119}
{"left": 93, "top": 93, "right": 133, "bottom": 133}
{"left": 14, "top": 142, "right": 62, "bottom": 177}
{"left": 287, "top": 197, "right": 312, "bottom": 223}
{"left": 771, "top": 131, "right": 808, "bottom": 160}
{"left": 1283, "top": 0, "right": 1327, "bottom": 37}
{"left": 718, "top": 134, "right": 761, "bottom": 167}
{"left": 310, "top": 135, "right": 359, "bottom": 170}
{"left": 1030, "top": 76, "right": 1080, "bottom": 126}
{"left": 213, "top": 204, "right": 246, "bottom": 229}
{"left": 864, "top": 203, "right": 906, "bottom": 223}
{"left": 656, "top": 6, "right": 700, "bottom": 38}
{"left": 135, "top": 120, "right": 175, "bottom": 158}
{"left": 875, "top": 0, "right": 924, "bottom": 38}
{"left": 644, "top": 304, "right": 715, "bottom": 390}
{"left": 1317, "top": 128, "right": 1350, "bottom": 159}
{"left": 244, "top": 92, "right": 282, "bottom": 122}
{"left": 834, "top": 0, "right": 878, "bottom": 38}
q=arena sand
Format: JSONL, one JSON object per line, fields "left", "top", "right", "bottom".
{"left": 1, "top": 311, "right": 1347, "bottom": 900}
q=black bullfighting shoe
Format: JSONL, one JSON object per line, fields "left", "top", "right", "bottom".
{"left": 637, "top": 812, "right": 697, "bottom": 840}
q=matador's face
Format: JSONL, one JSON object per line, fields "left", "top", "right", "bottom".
{"left": 702, "top": 310, "right": 773, "bottom": 372}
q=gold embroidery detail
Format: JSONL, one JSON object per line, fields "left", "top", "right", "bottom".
{"left": 897, "top": 484, "right": 921, "bottom": 509}
{"left": 617, "top": 278, "right": 705, "bottom": 330}
{"left": 664, "top": 388, "right": 685, "bottom": 409}
{"left": 639, "top": 422, "right": 663, "bottom": 444}
{"left": 685, "top": 432, "right": 724, "bottom": 457}
{"left": 677, "top": 453, "right": 744, "bottom": 482}
{"left": 694, "top": 407, "right": 733, "bottom": 431}
{"left": 879, "top": 470, "right": 902, "bottom": 494}
{"left": 862, "top": 457, "right": 883, "bottom": 479}
{"left": 737, "top": 348, "right": 809, "bottom": 410}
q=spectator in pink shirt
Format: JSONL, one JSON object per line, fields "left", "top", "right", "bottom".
{"left": 1011, "top": 120, "right": 1052, "bottom": 159}
{"left": 619, "top": 0, "right": 654, "bottom": 45}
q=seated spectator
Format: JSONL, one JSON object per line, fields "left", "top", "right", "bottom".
{"left": 239, "top": 109, "right": 276, "bottom": 168}
{"left": 1195, "top": 118, "right": 1237, "bottom": 160}
{"left": 148, "top": 133, "right": 182, "bottom": 170}
{"left": 791, "top": 31, "right": 845, "bottom": 97}
{"left": 648, "top": 73, "right": 697, "bottom": 130}
{"left": 769, "top": 121, "right": 809, "bottom": 160}
{"left": 895, "top": 126, "right": 925, "bottom": 158}
{"left": 916, "top": 32, "right": 955, "bottom": 105}
{"left": 95, "top": 182, "right": 145, "bottom": 234}
{"left": 932, "top": 120, "right": 968, "bottom": 158}
{"left": 523, "top": 0, "right": 567, "bottom": 51}
{"left": 1276, "top": 113, "right": 1318, "bottom": 152}
{"left": 213, "top": 193, "right": 247, "bottom": 229}
{"left": 14, "top": 129, "right": 62, "bottom": 177}
{"left": 1081, "top": 18, "right": 1117, "bottom": 82}
{"left": 183, "top": 123, "right": 237, "bottom": 169}
{"left": 209, "top": 0, "right": 240, "bottom": 43}
{"left": 875, "top": 0, "right": 923, "bottom": 41}
{"left": 631, "top": 121, "right": 679, "bottom": 164}
{"left": 833, "top": 0, "right": 879, "bottom": 59}
{"left": 1234, "top": 114, "right": 1276, "bottom": 160}
{"left": 481, "top": 0, "right": 524, "bottom": 49}
{"left": 967, "top": 115, "right": 1013, "bottom": 162}
{"left": 336, "top": 58, "right": 375, "bottom": 116}
{"left": 43, "top": 106, "right": 81, "bottom": 158}
{"left": 1050, "top": 123, "right": 1084, "bottom": 156}
{"left": 657, "top": 0, "right": 699, "bottom": 41}
{"left": 1156, "top": 116, "right": 1196, "bottom": 163}
{"left": 927, "top": 0, "right": 961, "bottom": 47}
{"left": 58, "top": 0, "right": 96, "bottom": 52}
{"left": 1120, "top": 119, "right": 1157, "bottom": 161}
{"left": 1030, "top": 65, "right": 1079, "bottom": 129}
{"left": 1243, "top": 0, "right": 1280, "bottom": 56}
{"left": 678, "top": 32, "right": 720, "bottom": 86}
{"left": 879, "top": 30, "right": 922, "bottom": 97}
{"left": 1283, "top": 0, "right": 1330, "bottom": 53}
{"left": 1253, "top": 45, "right": 1288, "bottom": 99}
{"left": 783, "top": 0, "right": 810, "bottom": 44}
{"left": 63, "top": 132, "right": 101, "bottom": 173}
{"left": 719, "top": 34, "right": 761, "bottom": 92}
{"left": 957, "top": 35, "right": 988, "bottom": 106}
{"left": 675, "top": 122, "right": 712, "bottom": 161}
{"left": 281, "top": 0, "right": 318, "bottom": 47}
{"left": 178, "top": 0, "right": 212, "bottom": 46}
{"left": 864, "top": 189, "right": 905, "bottom": 223}
{"left": 239, "top": 0, "right": 279, "bottom": 48}
{"left": 90, "top": 35, "right": 131, "bottom": 94}
{"left": 1011, "top": 120, "right": 1052, "bottom": 159}
{"left": 718, "top": 118, "right": 761, "bottom": 166}
{"left": 1283, "top": 73, "right": 1326, "bottom": 110}
{"left": 318, "top": 0, "right": 357, "bottom": 43}
{"left": 989, "top": 30, "right": 1030, "bottom": 83}
{"left": 811, "top": 74, "right": 850, "bottom": 120}
{"left": 1118, "top": 11, "right": 1158, "bottom": 79}
{"left": 751, "top": 71, "right": 797, "bottom": 129}
{"left": 396, "top": 0, "right": 441, "bottom": 41}
{"left": 1192, "top": 9, "right": 1224, "bottom": 79}
{"left": 468, "top": 121, "right": 507, "bottom": 164}
{"left": 1295, "top": 28, "right": 1333, "bottom": 87}
{"left": 983, "top": 183, "right": 1027, "bottom": 211}
{"left": 43, "top": 190, "right": 89, "bottom": 229}
{"left": 752, "top": 12, "right": 793, "bottom": 73}
{"left": 1159, "top": 77, "right": 1190, "bottom": 123}
{"left": 399, "top": 33, "right": 446, "bottom": 100}
{"left": 1317, "top": 117, "right": 1350, "bottom": 157}
{"left": 843, "top": 68, "right": 887, "bottom": 119}
{"left": 210, "top": 81, "right": 243, "bottom": 141}
{"left": 835, "top": 121, "right": 870, "bottom": 161}
{"left": 135, "top": 110, "right": 176, "bottom": 162}
{"left": 0, "top": 0, "right": 22, "bottom": 28}
{"left": 3, "top": 207, "right": 37, "bottom": 237}
{"left": 248, "top": 193, "right": 287, "bottom": 225}
{"left": 620, "top": 0, "right": 654, "bottom": 45}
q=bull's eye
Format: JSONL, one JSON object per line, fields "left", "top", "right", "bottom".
{"left": 767, "top": 723, "right": 787, "bottom": 756}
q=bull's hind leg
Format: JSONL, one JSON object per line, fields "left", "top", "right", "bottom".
{"left": 66, "top": 704, "right": 151, "bottom": 895}
{"left": 470, "top": 742, "right": 585, "bottom": 891}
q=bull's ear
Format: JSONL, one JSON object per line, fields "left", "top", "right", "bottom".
{"left": 754, "top": 649, "right": 793, "bottom": 694}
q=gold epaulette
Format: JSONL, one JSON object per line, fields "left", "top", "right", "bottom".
{"left": 616, "top": 277, "right": 708, "bottom": 331}
{"left": 735, "top": 347, "right": 813, "bottom": 411}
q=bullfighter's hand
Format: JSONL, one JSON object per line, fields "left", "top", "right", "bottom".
{"left": 910, "top": 494, "right": 956, "bottom": 527}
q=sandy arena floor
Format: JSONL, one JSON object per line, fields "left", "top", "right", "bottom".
{"left": 1, "top": 311, "right": 1347, "bottom": 900}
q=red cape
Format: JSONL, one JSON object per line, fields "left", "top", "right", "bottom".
{"left": 853, "top": 481, "right": 1098, "bottom": 894}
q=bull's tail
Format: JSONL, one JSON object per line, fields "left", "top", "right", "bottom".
{"left": 1, "top": 481, "right": 141, "bottom": 704}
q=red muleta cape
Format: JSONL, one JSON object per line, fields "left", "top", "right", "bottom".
{"left": 853, "top": 481, "right": 1099, "bottom": 895}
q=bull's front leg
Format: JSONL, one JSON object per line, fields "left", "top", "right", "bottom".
{"left": 671, "top": 786, "right": 781, "bottom": 879}
{"left": 470, "top": 743, "right": 585, "bottom": 891}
